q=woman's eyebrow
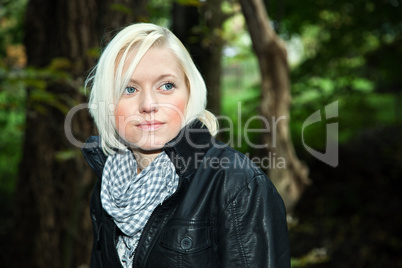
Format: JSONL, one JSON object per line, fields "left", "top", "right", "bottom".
{"left": 155, "top": 74, "right": 177, "bottom": 81}
{"left": 128, "top": 74, "right": 178, "bottom": 85}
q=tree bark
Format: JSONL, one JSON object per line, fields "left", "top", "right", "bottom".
{"left": 238, "top": 0, "right": 310, "bottom": 212}
{"left": 172, "top": 0, "right": 226, "bottom": 116}
{"left": 13, "top": 0, "right": 147, "bottom": 267}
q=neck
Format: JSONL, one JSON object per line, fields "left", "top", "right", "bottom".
{"left": 132, "top": 149, "right": 162, "bottom": 173}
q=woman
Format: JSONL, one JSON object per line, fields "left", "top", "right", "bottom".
{"left": 82, "top": 23, "right": 290, "bottom": 267}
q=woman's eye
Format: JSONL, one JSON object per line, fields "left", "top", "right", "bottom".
{"left": 124, "top": 86, "right": 136, "bottom": 94}
{"left": 161, "top": 82, "right": 175, "bottom": 91}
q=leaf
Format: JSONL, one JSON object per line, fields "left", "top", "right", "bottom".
{"left": 110, "top": 4, "right": 132, "bottom": 15}
{"left": 55, "top": 150, "right": 77, "bottom": 162}
{"left": 48, "top": 58, "right": 72, "bottom": 71}
{"left": 175, "top": 0, "right": 203, "bottom": 7}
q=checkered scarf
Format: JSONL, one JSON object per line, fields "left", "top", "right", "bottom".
{"left": 101, "top": 149, "right": 179, "bottom": 266}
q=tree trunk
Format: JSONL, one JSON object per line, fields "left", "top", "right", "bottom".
{"left": 13, "top": 0, "right": 147, "bottom": 267}
{"left": 238, "top": 0, "right": 310, "bottom": 213}
{"left": 171, "top": 0, "right": 226, "bottom": 116}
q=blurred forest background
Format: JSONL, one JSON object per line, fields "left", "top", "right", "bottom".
{"left": 0, "top": 0, "right": 401, "bottom": 267}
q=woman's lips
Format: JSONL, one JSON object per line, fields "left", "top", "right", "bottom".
{"left": 136, "top": 120, "right": 165, "bottom": 131}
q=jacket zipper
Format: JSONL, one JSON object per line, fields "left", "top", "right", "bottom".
{"left": 132, "top": 175, "right": 184, "bottom": 267}
{"left": 132, "top": 147, "right": 186, "bottom": 267}
{"left": 113, "top": 224, "right": 124, "bottom": 268}
{"left": 111, "top": 171, "right": 184, "bottom": 267}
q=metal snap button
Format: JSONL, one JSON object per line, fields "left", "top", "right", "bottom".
{"left": 180, "top": 237, "right": 193, "bottom": 250}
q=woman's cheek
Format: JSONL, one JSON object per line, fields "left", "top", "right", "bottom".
{"left": 170, "top": 98, "right": 187, "bottom": 125}
{"left": 114, "top": 103, "right": 130, "bottom": 137}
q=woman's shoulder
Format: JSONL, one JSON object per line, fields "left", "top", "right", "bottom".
{"left": 205, "top": 141, "right": 263, "bottom": 174}
{"left": 195, "top": 142, "right": 282, "bottom": 210}
{"left": 202, "top": 142, "right": 273, "bottom": 189}
{"left": 81, "top": 136, "right": 108, "bottom": 179}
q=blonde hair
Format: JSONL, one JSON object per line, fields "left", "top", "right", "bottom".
{"left": 86, "top": 23, "right": 218, "bottom": 155}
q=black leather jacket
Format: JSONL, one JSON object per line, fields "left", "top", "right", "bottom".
{"left": 82, "top": 121, "right": 290, "bottom": 268}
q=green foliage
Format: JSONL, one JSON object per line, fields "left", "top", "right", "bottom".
{"left": 0, "top": 0, "right": 28, "bottom": 193}
{"left": 255, "top": 1, "right": 402, "bottom": 266}
{"left": 262, "top": 0, "right": 402, "bottom": 151}
{"left": 291, "top": 247, "right": 329, "bottom": 267}
{"left": 0, "top": 0, "right": 28, "bottom": 56}
{"left": 221, "top": 1, "right": 401, "bottom": 156}
{"left": 221, "top": 48, "right": 262, "bottom": 153}
{"left": 147, "top": 0, "right": 174, "bottom": 26}
{"left": 221, "top": 81, "right": 262, "bottom": 153}
{"left": 110, "top": 3, "right": 133, "bottom": 15}
{"left": 220, "top": 9, "right": 264, "bottom": 154}
{"left": 176, "top": 0, "right": 203, "bottom": 7}
{"left": 0, "top": 67, "right": 25, "bottom": 192}
{"left": 0, "top": 61, "right": 74, "bottom": 193}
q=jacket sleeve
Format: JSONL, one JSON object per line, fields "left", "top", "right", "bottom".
{"left": 217, "top": 174, "right": 291, "bottom": 267}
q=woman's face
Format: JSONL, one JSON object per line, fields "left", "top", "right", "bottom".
{"left": 115, "top": 47, "right": 189, "bottom": 152}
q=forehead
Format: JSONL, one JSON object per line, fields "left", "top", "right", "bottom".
{"left": 136, "top": 47, "right": 178, "bottom": 70}
{"left": 122, "top": 46, "right": 184, "bottom": 78}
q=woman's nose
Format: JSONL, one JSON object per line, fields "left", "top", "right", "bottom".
{"left": 138, "top": 89, "right": 159, "bottom": 113}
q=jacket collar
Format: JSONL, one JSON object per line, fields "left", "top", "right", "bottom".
{"left": 81, "top": 119, "right": 214, "bottom": 179}
{"left": 81, "top": 136, "right": 107, "bottom": 179}
{"left": 164, "top": 120, "right": 214, "bottom": 178}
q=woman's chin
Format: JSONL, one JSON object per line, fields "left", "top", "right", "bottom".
{"left": 127, "top": 143, "right": 164, "bottom": 154}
